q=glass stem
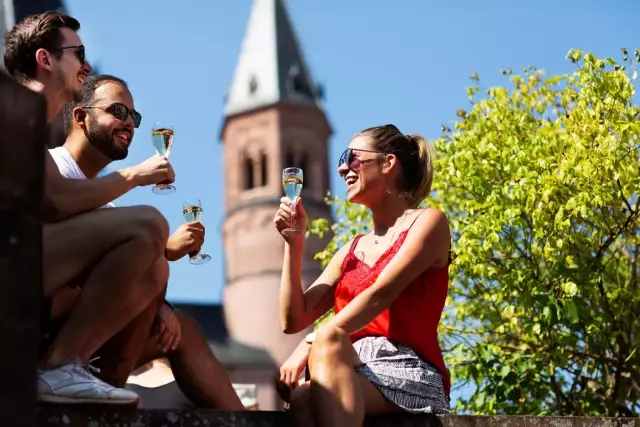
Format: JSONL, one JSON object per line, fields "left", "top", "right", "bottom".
{"left": 290, "top": 198, "right": 297, "bottom": 231}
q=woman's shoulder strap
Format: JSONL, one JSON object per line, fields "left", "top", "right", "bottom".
{"left": 406, "top": 208, "right": 428, "bottom": 231}
{"left": 348, "top": 234, "right": 364, "bottom": 254}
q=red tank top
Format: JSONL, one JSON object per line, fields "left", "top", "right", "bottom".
{"left": 333, "top": 226, "right": 451, "bottom": 394}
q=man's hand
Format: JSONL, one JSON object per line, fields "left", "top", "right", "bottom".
{"left": 124, "top": 155, "right": 175, "bottom": 187}
{"left": 154, "top": 304, "right": 181, "bottom": 353}
{"left": 165, "top": 222, "right": 205, "bottom": 261}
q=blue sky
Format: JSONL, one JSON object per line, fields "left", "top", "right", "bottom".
{"left": 63, "top": 0, "right": 639, "bottom": 304}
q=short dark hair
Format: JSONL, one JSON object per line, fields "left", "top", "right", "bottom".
{"left": 4, "top": 11, "right": 81, "bottom": 83}
{"left": 63, "top": 74, "right": 129, "bottom": 135}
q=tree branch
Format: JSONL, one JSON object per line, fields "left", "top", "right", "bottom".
{"left": 611, "top": 336, "right": 628, "bottom": 416}
{"left": 631, "top": 229, "right": 638, "bottom": 291}
{"left": 616, "top": 178, "right": 634, "bottom": 213}
{"left": 550, "top": 369, "right": 574, "bottom": 414}
{"left": 616, "top": 404, "right": 637, "bottom": 418}
{"left": 593, "top": 208, "right": 640, "bottom": 326}
{"left": 596, "top": 207, "right": 640, "bottom": 261}
{"left": 490, "top": 340, "right": 618, "bottom": 365}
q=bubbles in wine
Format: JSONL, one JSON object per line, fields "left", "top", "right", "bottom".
{"left": 282, "top": 175, "right": 303, "bottom": 201}
{"left": 183, "top": 205, "right": 203, "bottom": 222}
{"left": 152, "top": 127, "right": 174, "bottom": 157}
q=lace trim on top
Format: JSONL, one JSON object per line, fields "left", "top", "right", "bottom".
{"left": 337, "top": 230, "right": 410, "bottom": 298}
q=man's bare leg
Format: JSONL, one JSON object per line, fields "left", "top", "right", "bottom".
{"left": 93, "top": 293, "right": 164, "bottom": 388}
{"left": 43, "top": 205, "right": 167, "bottom": 297}
{"left": 42, "top": 205, "right": 168, "bottom": 367}
{"left": 44, "top": 255, "right": 167, "bottom": 369}
{"left": 135, "top": 312, "right": 244, "bottom": 410}
{"left": 38, "top": 206, "right": 168, "bottom": 405}
{"left": 45, "top": 291, "right": 163, "bottom": 388}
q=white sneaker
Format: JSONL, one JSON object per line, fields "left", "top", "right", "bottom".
{"left": 38, "top": 358, "right": 139, "bottom": 405}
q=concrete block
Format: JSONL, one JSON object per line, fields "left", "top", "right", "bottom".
{"left": 0, "top": 72, "right": 46, "bottom": 427}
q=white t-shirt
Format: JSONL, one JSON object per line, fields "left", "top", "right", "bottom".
{"left": 49, "top": 146, "right": 116, "bottom": 209}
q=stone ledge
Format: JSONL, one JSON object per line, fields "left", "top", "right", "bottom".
{"left": 37, "top": 406, "right": 640, "bottom": 427}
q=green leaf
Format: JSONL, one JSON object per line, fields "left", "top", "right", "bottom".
{"left": 562, "top": 281, "right": 578, "bottom": 297}
{"left": 564, "top": 300, "right": 580, "bottom": 324}
{"left": 477, "top": 345, "right": 493, "bottom": 362}
{"left": 545, "top": 75, "right": 565, "bottom": 86}
{"left": 504, "top": 305, "right": 516, "bottom": 317}
{"left": 500, "top": 365, "right": 511, "bottom": 378}
{"left": 567, "top": 49, "right": 582, "bottom": 62}
{"left": 476, "top": 391, "right": 487, "bottom": 407}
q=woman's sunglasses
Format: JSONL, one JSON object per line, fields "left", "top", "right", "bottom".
{"left": 338, "top": 148, "right": 383, "bottom": 170}
{"left": 83, "top": 102, "right": 143, "bottom": 128}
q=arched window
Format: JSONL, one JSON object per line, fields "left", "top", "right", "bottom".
{"left": 260, "top": 152, "right": 268, "bottom": 186}
{"left": 244, "top": 156, "right": 254, "bottom": 190}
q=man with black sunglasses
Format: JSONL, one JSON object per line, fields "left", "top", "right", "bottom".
{"left": 4, "top": 12, "right": 91, "bottom": 118}
{"left": 5, "top": 12, "right": 179, "bottom": 406}
{"left": 45, "top": 73, "right": 244, "bottom": 410}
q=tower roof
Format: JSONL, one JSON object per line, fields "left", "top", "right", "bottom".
{"left": 224, "top": 0, "right": 323, "bottom": 117}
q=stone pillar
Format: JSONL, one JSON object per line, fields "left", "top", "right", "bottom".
{"left": 0, "top": 72, "right": 46, "bottom": 427}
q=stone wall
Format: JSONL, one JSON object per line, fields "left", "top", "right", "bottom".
{"left": 37, "top": 407, "right": 640, "bottom": 427}
{"left": 0, "top": 73, "right": 47, "bottom": 427}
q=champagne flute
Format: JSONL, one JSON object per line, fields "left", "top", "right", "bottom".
{"left": 151, "top": 121, "right": 176, "bottom": 195}
{"left": 282, "top": 167, "right": 303, "bottom": 231}
{"left": 182, "top": 199, "right": 211, "bottom": 265}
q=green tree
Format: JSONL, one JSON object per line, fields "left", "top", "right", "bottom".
{"left": 309, "top": 49, "right": 640, "bottom": 416}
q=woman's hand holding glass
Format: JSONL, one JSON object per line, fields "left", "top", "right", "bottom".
{"left": 273, "top": 197, "right": 307, "bottom": 245}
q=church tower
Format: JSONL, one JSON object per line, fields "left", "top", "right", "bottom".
{"left": 220, "top": 0, "right": 333, "bottom": 366}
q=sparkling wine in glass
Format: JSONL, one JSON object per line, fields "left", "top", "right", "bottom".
{"left": 182, "top": 199, "right": 211, "bottom": 265}
{"left": 151, "top": 122, "right": 176, "bottom": 195}
{"left": 282, "top": 167, "right": 303, "bottom": 231}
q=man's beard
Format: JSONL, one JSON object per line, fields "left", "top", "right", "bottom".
{"left": 85, "top": 115, "right": 128, "bottom": 161}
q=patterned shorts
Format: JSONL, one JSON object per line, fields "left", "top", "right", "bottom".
{"left": 353, "top": 336, "right": 451, "bottom": 414}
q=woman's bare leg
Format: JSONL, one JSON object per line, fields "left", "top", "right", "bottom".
{"left": 307, "top": 327, "right": 400, "bottom": 427}
{"left": 289, "top": 382, "right": 315, "bottom": 427}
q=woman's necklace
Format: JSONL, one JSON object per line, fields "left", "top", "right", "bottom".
{"left": 370, "top": 209, "right": 413, "bottom": 249}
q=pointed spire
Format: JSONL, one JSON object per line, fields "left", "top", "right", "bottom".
{"left": 224, "top": 0, "right": 323, "bottom": 116}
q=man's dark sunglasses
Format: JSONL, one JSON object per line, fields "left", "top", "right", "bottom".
{"left": 83, "top": 102, "right": 142, "bottom": 128}
{"left": 50, "top": 45, "right": 85, "bottom": 64}
{"left": 338, "top": 148, "right": 383, "bottom": 170}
